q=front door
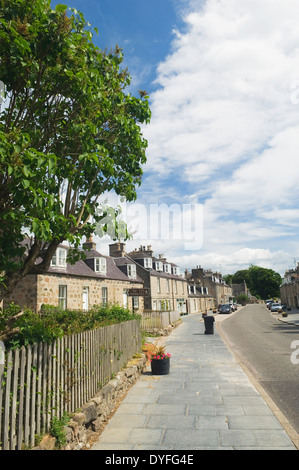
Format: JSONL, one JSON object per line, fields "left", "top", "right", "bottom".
{"left": 123, "top": 290, "right": 128, "bottom": 308}
{"left": 83, "top": 287, "right": 89, "bottom": 311}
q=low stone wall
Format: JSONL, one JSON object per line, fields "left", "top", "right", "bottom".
{"left": 33, "top": 354, "right": 147, "bottom": 450}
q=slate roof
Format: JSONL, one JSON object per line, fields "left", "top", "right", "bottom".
{"left": 33, "top": 243, "right": 143, "bottom": 283}
{"left": 126, "top": 253, "right": 186, "bottom": 282}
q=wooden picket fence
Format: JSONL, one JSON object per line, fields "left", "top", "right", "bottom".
{"left": 140, "top": 310, "right": 181, "bottom": 331}
{"left": 0, "top": 319, "right": 141, "bottom": 450}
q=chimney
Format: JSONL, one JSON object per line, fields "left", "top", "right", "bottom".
{"left": 109, "top": 242, "right": 126, "bottom": 257}
{"left": 83, "top": 236, "right": 97, "bottom": 251}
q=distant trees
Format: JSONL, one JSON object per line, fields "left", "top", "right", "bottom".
{"left": 230, "top": 265, "right": 282, "bottom": 299}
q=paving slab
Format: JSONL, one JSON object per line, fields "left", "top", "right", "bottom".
{"left": 91, "top": 312, "right": 297, "bottom": 451}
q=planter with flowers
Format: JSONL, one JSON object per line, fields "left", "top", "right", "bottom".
{"left": 143, "top": 343, "right": 171, "bottom": 375}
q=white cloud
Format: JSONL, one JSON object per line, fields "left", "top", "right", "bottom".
{"left": 144, "top": 0, "right": 299, "bottom": 184}
{"left": 135, "top": 0, "right": 299, "bottom": 274}
{"left": 98, "top": 0, "right": 299, "bottom": 277}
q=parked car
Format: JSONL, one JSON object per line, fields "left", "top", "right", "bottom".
{"left": 270, "top": 303, "right": 282, "bottom": 312}
{"left": 267, "top": 300, "right": 274, "bottom": 309}
{"left": 219, "top": 304, "right": 231, "bottom": 314}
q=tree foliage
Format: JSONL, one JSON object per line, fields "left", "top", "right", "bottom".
{"left": 0, "top": 0, "right": 151, "bottom": 300}
{"left": 231, "top": 265, "right": 282, "bottom": 299}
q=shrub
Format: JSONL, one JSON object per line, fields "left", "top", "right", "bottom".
{"left": 2, "top": 303, "right": 141, "bottom": 348}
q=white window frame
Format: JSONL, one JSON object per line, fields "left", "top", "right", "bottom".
{"left": 166, "top": 279, "right": 170, "bottom": 293}
{"left": 58, "top": 285, "right": 67, "bottom": 309}
{"left": 164, "top": 263, "right": 171, "bottom": 273}
{"left": 133, "top": 296, "right": 139, "bottom": 309}
{"left": 101, "top": 287, "right": 108, "bottom": 306}
{"left": 144, "top": 258, "right": 152, "bottom": 268}
{"left": 51, "top": 248, "right": 67, "bottom": 268}
{"left": 157, "top": 277, "right": 161, "bottom": 293}
{"left": 127, "top": 264, "right": 136, "bottom": 279}
{"left": 173, "top": 266, "right": 180, "bottom": 276}
{"left": 95, "top": 257, "right": 107, "bottom": 274}
{"left": 155, "top": 261, "right": 163, "bottom": 271}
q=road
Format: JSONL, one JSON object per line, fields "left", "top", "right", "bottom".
{"left": 217, "top": 303, "right": 299, "bottom": 435}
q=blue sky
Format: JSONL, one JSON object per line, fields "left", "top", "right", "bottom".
{"left": 52, "top": 0, "right": 299, "bottom": 276}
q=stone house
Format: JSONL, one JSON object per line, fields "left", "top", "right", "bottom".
{"left": 109, "top": 243, "right": 189, "bottom": 313}
{"left": 3, "top": 238, "right": 144, "bottom": 313}
{"left": 232, "top": 280, "right": 252, "bottom": 302}
{"left": 186, "top": 282, "right": 215, "bottom": 314}
{"left": 185, "top": 266, "right": 233, "bottom": 309}
{"left": 280, "top": 265, "right": 299, "bottom": 308}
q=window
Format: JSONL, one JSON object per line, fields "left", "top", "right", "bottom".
{"left": 172, "top": 266, "right": 180, "bottom": 276}
{"left": 174, "top": 280, "right": 177, "bottom": 294}
{"left": 127, "top": 264, "right": 136, "bottom": 279}
{"left": 95, "top": 257, "right": 107, "bottom": 274}
{"left": 199, "top": 287, "right": 208, "bottom": 295}
{"left": 164, "top": 263, "right": 171, "bottom": 273}
{"left": 132, "top": 296, "right": 139, "bottom": 309}
{"left": 144, "top": 258, "right": 152, "bottom": 269}
{"left": 157, "top": 277, "right": 161, "bottom": 293}
{"left": 58, "top": 285, "right": 67, "bottom": 309}
{"left": 166, "top": 279, "right": 170, "bottom": 293}
{"left": 51, "top": 248, "right": 67, "bottom": 268}
{"left": 101, "top": 287, "right": 108, "bottom": 306}
{"left": 155, "top": 261, "right": 163, "bottom": 271}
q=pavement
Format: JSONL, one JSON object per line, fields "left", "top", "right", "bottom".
{"left": 91, "top": 307, "right": 299, "bottom": 451}
{"left": 276, "top": 306, "right": 299, "bottom": 326}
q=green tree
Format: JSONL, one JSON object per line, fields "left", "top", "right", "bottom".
{"left": 223, "top": 274, "right": 233, "bottom": 285}
{"left": 247, "top": 265, "right": 281, "bottom": 299}
{"left": 231, "top": 269, "right": 251, "bottom": 286}
{"left": 232, "top": 265, "right": 282, "bottom": 300}
{"left": 0, "top": 0, "right": 151, "bottom": 301}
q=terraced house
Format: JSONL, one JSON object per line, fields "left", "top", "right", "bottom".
{"left": 109, "top": 243, "right": 188, "bottom": 314}
{"left": 3, "top": 238, "right": 144, "bottom": 312}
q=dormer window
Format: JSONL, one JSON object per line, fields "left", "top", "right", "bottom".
{"left": 144, "top": 258, "right": 152, "bottom": 269}
{"left": 164, "top": 263, "right": 171, "bottom": 273}
{"left": 95, "top": 257, "right": 106, "bottom": 274}
{"left": 155, "top": 261, "right": 163, "bottom": 271}
{"left": 172, "top": 266, "right": 180, "bottom": 276}
{"left": 127, "top": 264, "right": 136, "bottom": 279}
{"left": 51, "top": 247, "right": 67, "bottom": 268}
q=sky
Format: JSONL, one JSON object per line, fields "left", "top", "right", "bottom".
{"left": 52, "top": 0, "right": 299, "bottom": 276}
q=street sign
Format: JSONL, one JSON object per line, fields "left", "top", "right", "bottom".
{"left": 128, "top": 288, "right": 150, "bottom": 297}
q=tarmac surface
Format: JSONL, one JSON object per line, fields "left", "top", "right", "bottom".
{"left": 91, "top": 307, "right": 299, "bottom": 451}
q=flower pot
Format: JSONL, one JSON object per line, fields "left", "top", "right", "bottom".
{"left": 282, "top": 312, "right": 288, "bottom": 317}
{"left": 151, "top": 357, "right": 170, "bottom": 375}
